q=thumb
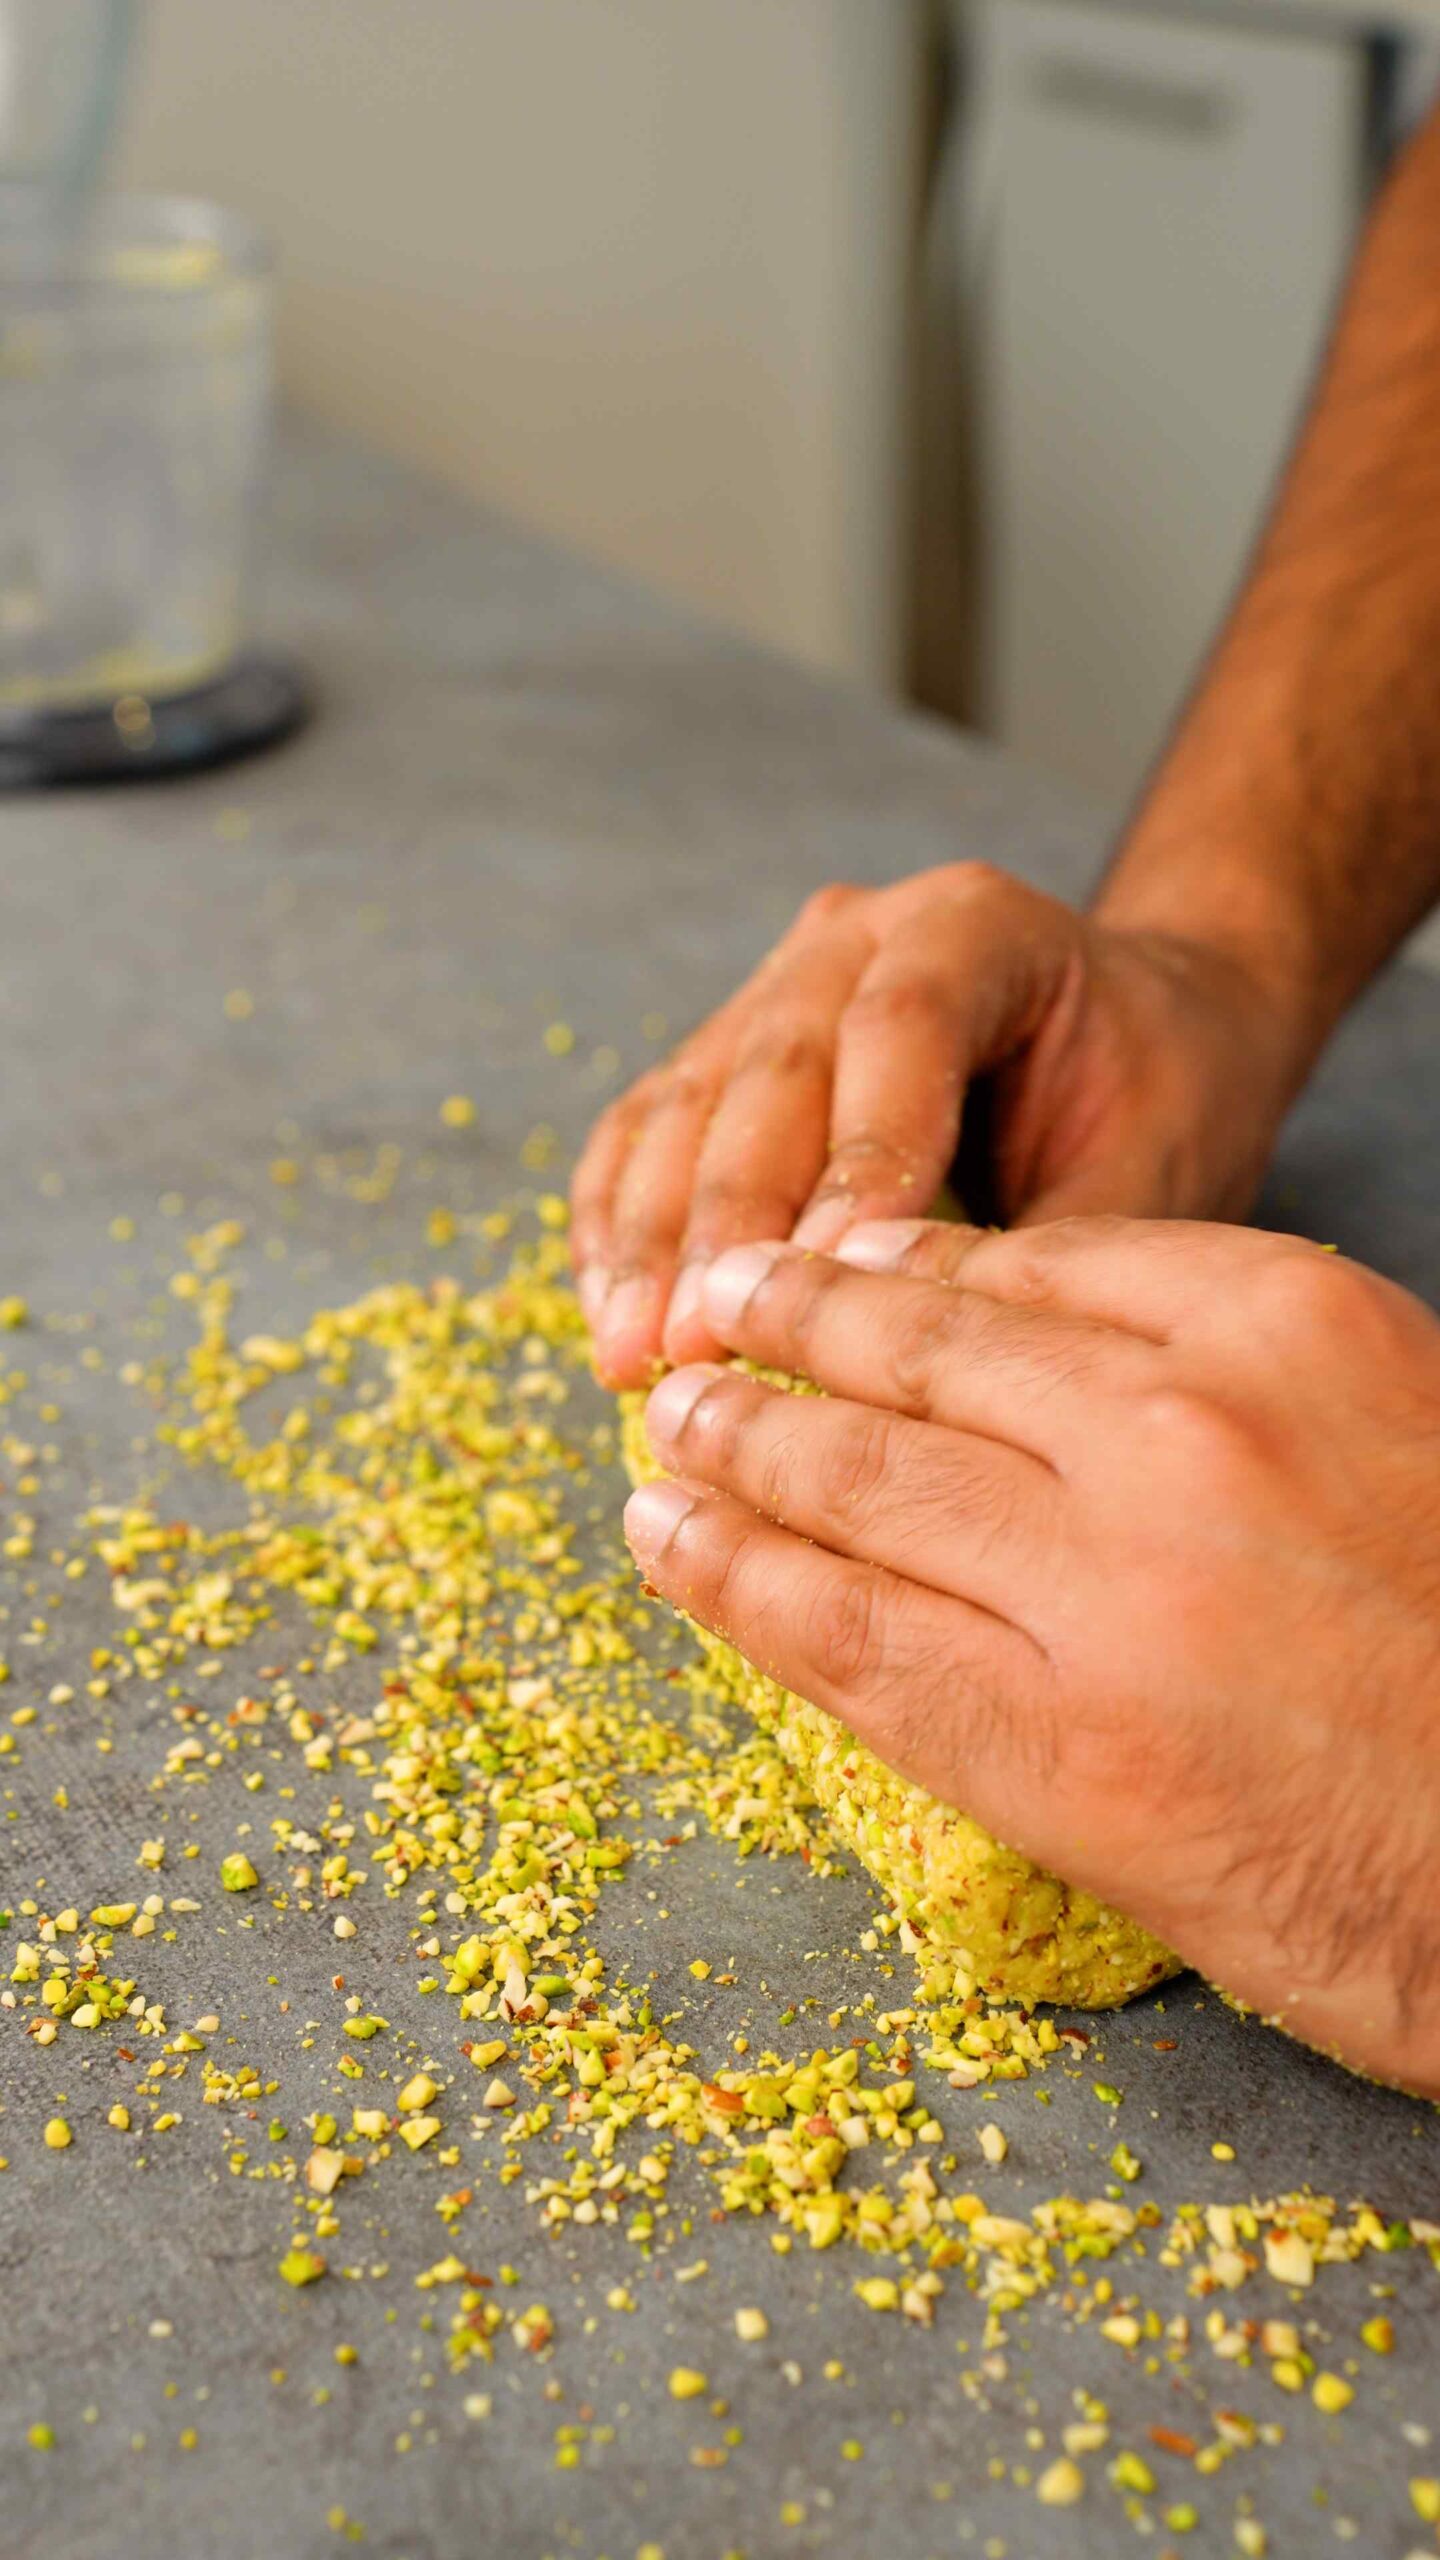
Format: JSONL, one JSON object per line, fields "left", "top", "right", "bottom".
{"left": 1013, "top": 1145, "right": 1177, "bottom": 1225}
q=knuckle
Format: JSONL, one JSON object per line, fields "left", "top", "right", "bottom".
{"left": 586, "top": 1090, "right": 644, "bottom": 1154}
{"left": 845, "top": 972, "right": 956, "bottom": 1047}
{"left": 972, "top": 1218, "right": 1121, "bottom": 1301}
{"left": 808, "top": 1152, "right": 896, "bottom": 1213}
{"left": 812, "top": 1410, "right": 896, "bottom": 1521}
{"left": 931, "top": 857, "right": 1012, "bottom": 908}
{"left": 816, "top": 1129, "right": 899, "bottom": 1187}
{"left": 1040, "top": 1214, "right": 1129, "bottom": 1256}
{"left": 772, "top": 1255, "right": 846, "bottom": 1356}
{"left": 881, "top": 1293, "right": 962, "bottom": 1418}
{"left": 898, "top": 1221, "right": 980, "bottom": 1283}
{"left": 609, "top": 1203, "right": 682, "bottom": 1269}
{"left": 755, "top": 1419, "right": 801, "bottom": 1523}
{"left": 687, "top": 1198, "right": 791, "bottom": 1256}
{"left": 797, "top": 881, "right": 861, "bottom": 930}
{"left": 1254, "top": 1247, "right": 1382, "bottom": 1344}
{"left": 934, "top": 1444, "right": 1022, "bottom": 1553}
{"left": 687, "top": 1170, "right": 762, "bottom": 1225}
{"left": 708, "top": 1521, "right": 770, "bottom": 1648}
{"left": 1135, "top": 1383, "right": 1252, "bottom": 1485}
{"left": 653, "top": 1061, "right": 713, "bottom": 1120}
{"left": 804, "top": 1568, "right": 882, "bottom": 1694}
{"left": 733, "top": 1024, "right": 830, "bottom": 1087}
{"left": 629, "top": 1054, "right": 683, "bottom": 1107}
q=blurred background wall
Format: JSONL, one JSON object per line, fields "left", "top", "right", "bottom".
{"left": 114, "top": 0, "right": 923, "bottom": 693}
{"left": 114, "top": 0, "right": 1440, "bottom": 977}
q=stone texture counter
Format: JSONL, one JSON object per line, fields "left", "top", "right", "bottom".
{"left": 1, "top": 431, "right": 1436, "bottom": 2560}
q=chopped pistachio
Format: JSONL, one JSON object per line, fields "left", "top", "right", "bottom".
{"left": 278, "top": 2246, "right": 326, "bottom": 2288}
{"left": 1110, "top": 2451, "right": 1155, "bottom": 2496}
{"left": 854, "top": 2278, "right": 899, "bottom": 2314}
{"left": 398, "top": 2116, "right": 440, "bottom": 2152}
{"left": 306, "top": 2148, "right": 346, "bottom": 2198}
{"left": 1036, "top": 2457, "right": 1085, "bottom": 2507}
{"left": 1263, "top": 2230, "right": 1314, "bottom": 2289}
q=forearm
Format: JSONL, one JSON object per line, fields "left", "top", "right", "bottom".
{"left": 1097, "top": 102, "right": 1440, "bottom": 1084}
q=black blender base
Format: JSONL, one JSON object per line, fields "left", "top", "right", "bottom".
{"left": 0, "top": 653, "right": 312, "bottom": 789}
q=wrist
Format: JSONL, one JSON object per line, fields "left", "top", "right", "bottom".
{"left": 1094, "top": 827, "right": 1336, "bottom": 1101}
{"left": 1098, "top": 904, "right": 1317, "bottom": 1133}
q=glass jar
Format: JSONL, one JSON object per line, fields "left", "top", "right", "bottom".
{"left": 0, "top": 190, "right": 272, "bottom": 714}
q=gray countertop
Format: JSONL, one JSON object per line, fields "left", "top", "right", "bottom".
{"left": 1, "top": 430, "right": 1437, "bottom": 2560}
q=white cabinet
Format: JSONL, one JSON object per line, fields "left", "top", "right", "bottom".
{"left": 961, "top": 0, "right": 1369, "bottom": 812}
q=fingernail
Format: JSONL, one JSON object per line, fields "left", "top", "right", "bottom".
{"left": 623, "top": 1477, "right": 697, "bottom": 1563}
{"left": 702, "top": 1240, "right": 784, "bottom": 1332}
{"left": 833, "top": 1219, "right": 923, "bottom": 1272}
{"left": 663, "top": 1260, "right": 707, "bottom": 1351}
{"left": 577, "top": 1265, "right": 610, "bottom": 1328}
{"left": 791, "top": 1199, "right": 854, "bottom": 1253}
{"left": 646, "top": 1362, "right": 724, "bottom": 1447}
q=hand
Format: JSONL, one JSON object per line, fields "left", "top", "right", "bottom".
{"left": 571, "top": 863, "right": 1305, "bottom": 1388}
{"left": 622, "top": 1217, "right": 1440, "bottom": 2094}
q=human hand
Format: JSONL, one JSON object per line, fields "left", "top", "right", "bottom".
{"left": 623, "top": 1217, "right": 1440, "bottom": 2093}
{"left": 571, "top": 864, "right": 1304, "bottom": 1388}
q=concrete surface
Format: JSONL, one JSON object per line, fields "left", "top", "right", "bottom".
{"left": 0, "top": 430, "right": 1436, "bottom": 2560}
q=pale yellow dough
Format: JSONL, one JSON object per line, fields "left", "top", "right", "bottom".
{"left": 622, "top": 1392, "right": 1180, "bottom": 2011}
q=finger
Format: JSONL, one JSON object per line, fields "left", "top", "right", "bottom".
{"left": 793, "top": 866, "right": 1080, "bottom": 1252}
{"left": 623, "top": 1473, "right": 1048, "bottom": 1829}
{"left": 837, "top": 1212, "right": 1319, "bottom": 1339}
{"left": 643, "top": 1362, "right": 1058, "bottom": 1616}
{"left": 573, "top": 927, "right": 799, "bottom": 1291}
{"left": 664, "top": 898, "right": 877, "bottom": 1364}
{"left": 834, "top": 1211, "right": 1163, "bottom": 1346}
{"left": 698, "top": 1241, "right": 1153, "bottom": 1459}
{"left": 593, "top": 889, "right": 872, "bottom": 1384}
{"left": 570, "top": 1085, "right": 651, "bottom": 1321}
{"left": 571, "top": 1041, "right": 731, "bottom": 1285}
{"left": 586, "top": 1036, "right": 738, "bottom": 1385}
{"left": 834, "top": 1216, "right": 989, "bottom": 1282}
{"left": 1009, "top": 1154, "right": 1190, "bottom": 1226}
